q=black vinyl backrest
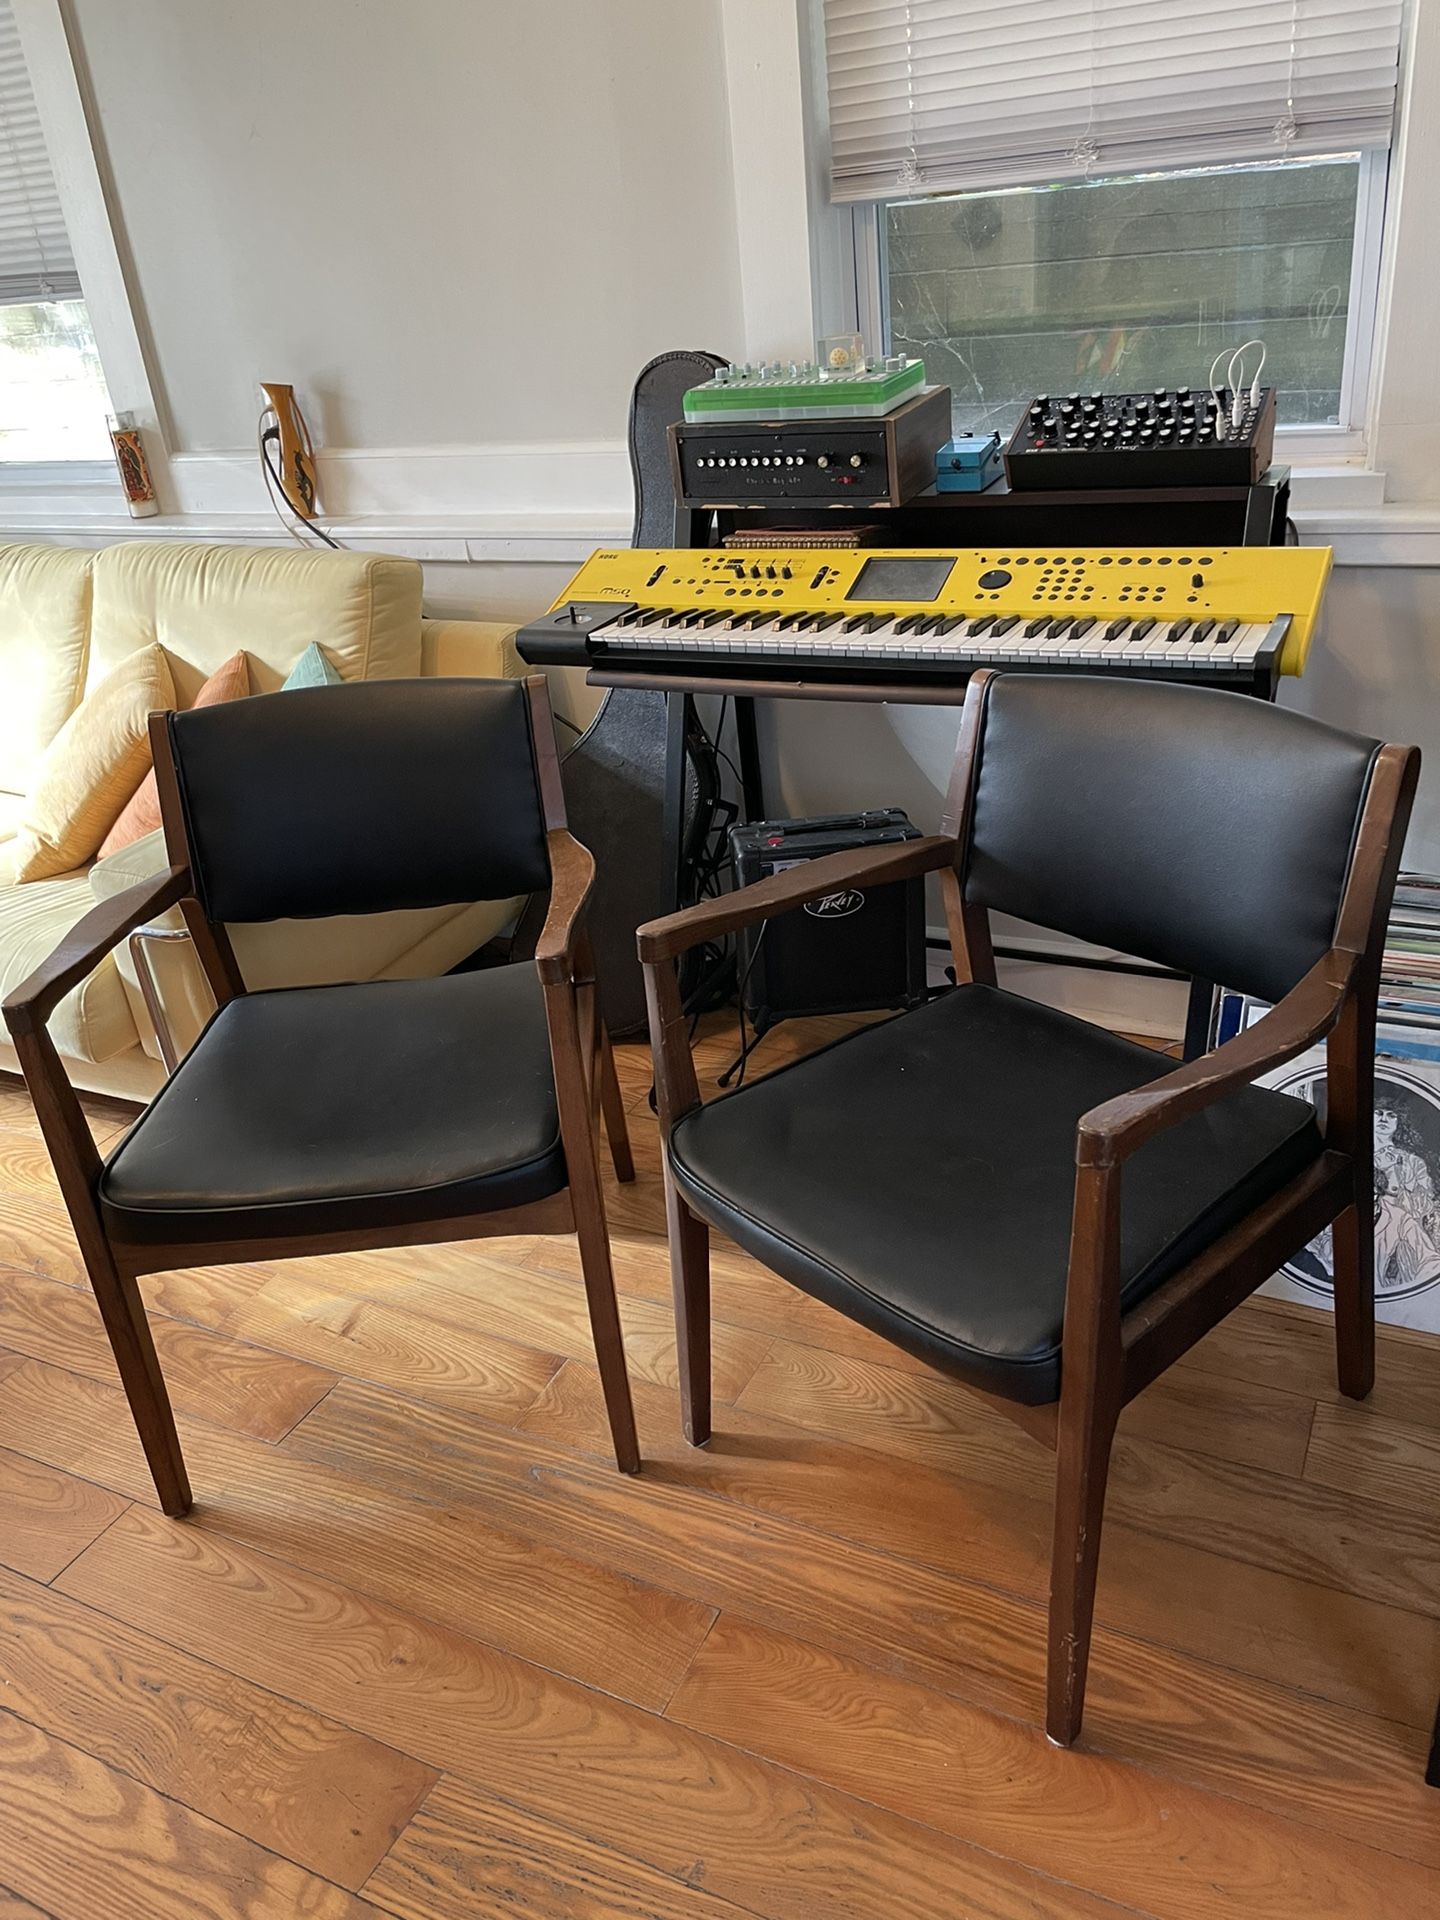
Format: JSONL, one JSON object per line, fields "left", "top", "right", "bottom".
{"left": 628, "top": 349, "right": 726, "bottom": 547}
{"left": 167, "top": 678, "right": 552, "bottom": 924}
{"left": 965, "top": 674, "right": 1381, "bottom": 1006}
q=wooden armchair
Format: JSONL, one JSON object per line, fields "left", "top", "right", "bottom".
{"left": 639, "top": 669, "right": 1418, "bottom": 1747}
{"left": 4, "top": 675, "right": 640, "bottom": 1511}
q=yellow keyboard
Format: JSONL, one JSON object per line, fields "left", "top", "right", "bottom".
{"left": 517, "top": 544, "right": 1331, "bottom": 692}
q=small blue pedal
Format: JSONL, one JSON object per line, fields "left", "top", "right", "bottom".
{"left": 935, "top": 432, "right": 1003, "bottom": 493}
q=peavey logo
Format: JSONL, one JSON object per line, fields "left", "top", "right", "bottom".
{"left": 804, "top": 888, "right": 865, "bottom": 920}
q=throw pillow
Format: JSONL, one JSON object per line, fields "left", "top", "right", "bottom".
{"left": 14, "top": 644, "right": 176, "bottom": 882}
{"left": 282, "top": 643, "right": 343, "bottom": 690}
{"left": 98, "top": 649, "right": 252, "bottom": 858}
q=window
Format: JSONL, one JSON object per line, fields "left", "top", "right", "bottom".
{"left": 0, "top": 0, "right": 110, "bottom": 461}
{"left": 819, "top": 1, "right": 1405, "bottom": 445}
{"left": 882, "top": 156, "right": 1376, "bottom": 438}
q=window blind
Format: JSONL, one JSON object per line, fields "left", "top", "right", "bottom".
{"left": 0, "top": 0, "right": 78, "bottom": 302}
{"left": 821, "top": 0, "right": 1406, "bottom": 202}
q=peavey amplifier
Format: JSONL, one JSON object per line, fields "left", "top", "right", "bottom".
{"left": 730, "top": 810, "right": 927, "bottom": 1030}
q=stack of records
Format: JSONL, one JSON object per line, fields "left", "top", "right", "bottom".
{"left": 1213, "top": 871, "right": 1440, "bottom": 1063}
{"left": 1375, "top": 872, "right": 1440, "bottom": 1063}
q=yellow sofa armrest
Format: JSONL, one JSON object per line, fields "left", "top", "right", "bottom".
{"left": 420, "top": 617, "right": 522, "bottom": 681}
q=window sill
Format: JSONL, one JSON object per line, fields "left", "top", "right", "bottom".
{"left": 0, "top": 459, "right": 120, "bottom": 489}
{"left": 0, "top": 459, "right": 1432, "bottom": 568}
{"left": 0, "top": 501, "right": 632, "bottom": 563}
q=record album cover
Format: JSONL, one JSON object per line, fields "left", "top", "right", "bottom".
{"left": 1256, "top": 1044, "right": 1440, "bottom": 1332}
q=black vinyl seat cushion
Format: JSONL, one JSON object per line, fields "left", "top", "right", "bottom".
{"left": 668, "top": 984, "right": 1322, "bottom": 1405}
{"left": 100, "top": 966, "right": 564, "bottom": 1246}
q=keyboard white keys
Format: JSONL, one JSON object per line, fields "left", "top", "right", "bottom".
{"left": 591, "top": 608, "right": 1285, "bottom": 679}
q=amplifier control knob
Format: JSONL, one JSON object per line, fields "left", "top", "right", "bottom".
{"left": 849, "top": 453, "right": 865, "bottom": 468}
{"left": 816, "top": 454, "right": 830, "bottom": 468}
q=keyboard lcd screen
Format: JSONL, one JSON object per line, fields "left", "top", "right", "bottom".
{"left": 845, "top": 556, "right": 955, "bottom": 603}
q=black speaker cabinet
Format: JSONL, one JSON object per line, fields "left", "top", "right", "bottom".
{"left": 730, "top": 810, "right": 927, "bottom": 1029}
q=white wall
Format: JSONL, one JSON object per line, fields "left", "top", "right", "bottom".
{"left": 65, "top": 0, "right": 743, "bottom": 456}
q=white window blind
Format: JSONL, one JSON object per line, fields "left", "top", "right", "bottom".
{"left": 821, "top": 0, "right": 1406, "bottom": 202}
{"left": 0, "top": 0, "right": 78, "bottom": 302}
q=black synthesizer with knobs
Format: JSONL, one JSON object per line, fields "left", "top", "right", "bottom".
{"left": 1003, "top": 385, "right": 1277, "bottom": 491}
{"left": 669, "top": 387, "right": 951, "bottom": 511}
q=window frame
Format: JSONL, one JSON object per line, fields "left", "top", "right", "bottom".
{"left": 846, "top": 148, "right": 1390, "bottom": 465}
{"left": 5, "top": 0, "right": 162, "bottom": 497}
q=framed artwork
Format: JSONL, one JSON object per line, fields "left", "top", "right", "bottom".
{"left": 1254, "top": 1041, "right": 1440, "bottom": 1331}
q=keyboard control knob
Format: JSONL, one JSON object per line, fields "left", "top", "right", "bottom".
{"left": 977, "top": 568, "right": 1012, "bottom": 589}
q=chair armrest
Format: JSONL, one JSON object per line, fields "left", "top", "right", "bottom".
{"left": 2, "top": 866, "right": 192, "bottom": 1038}
{"left": 535, "top": 830, "right": 595, "bottom": 985}
{"left": 636, "top": 834, "right": 957, "bottom": 964}
{"left": 1076, "top": 951, "right": 1353, "bottom": 1170}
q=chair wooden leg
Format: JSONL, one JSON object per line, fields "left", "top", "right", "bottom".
{"left": 1331, "top": 1198, "right": 1376, "bottom": 1401}
{"left": 1046, "top": 1387, "right": 1117, "bottom": 1747}
{"left": 665, "top": 1180, "right": 711, "bottom": 1446}
{"left": 571, "top": 1192, "right": 640, "bottom": 1473}
{"left": 89, "top": 1251, "right": 191, "bottom": 1516}
{"left": 597, "top": 1024, "right": 635, "bottom": 1184}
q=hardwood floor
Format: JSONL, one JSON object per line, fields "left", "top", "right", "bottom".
{"left": 0, "top": 1013, "right": 1438, "bottom": 1919}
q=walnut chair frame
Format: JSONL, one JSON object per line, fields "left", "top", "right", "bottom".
{"left": 638, "top": 669, "right": 1419, "bottom": 1748}
{"left": 3, "top": 674, "right": 640, "bottom": 1512}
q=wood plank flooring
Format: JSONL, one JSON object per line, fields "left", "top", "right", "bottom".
{"left": 0, "top": 1013, "right": 1438, "bottom": 1920}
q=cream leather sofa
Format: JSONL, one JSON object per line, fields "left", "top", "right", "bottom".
{"left": 0, "top": 541, "right": 522, "bottom": 1101}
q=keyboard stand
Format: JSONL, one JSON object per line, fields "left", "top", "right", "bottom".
{"left": 644, "top": 473, "right": 1293, "bottom": 1053}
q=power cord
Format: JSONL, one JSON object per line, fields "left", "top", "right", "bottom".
{"left": 716, "top": 919, "right": 770, "bottom": 1090}
{"left": 259, "top": 409, "right": 342, "bottom": 549}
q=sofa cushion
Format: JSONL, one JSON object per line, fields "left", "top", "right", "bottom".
{"left": 0, "top": 791, "right": 23, "bottom": 846}
{"left": 0, "top": 865, "right": 139, "bottom": 1063}
{"left": 14, "top": 644, "right": 175, "bottom": 882}
{"left": 0, "top": 544, "right": 92, "bottom": 796}
{"left": 99, "top": 649, "right": 251, "bottom": 858}
{"left": 281, "top": 642, "right": 343, "bottom": 689}
{"left": 89, "top": 543, "right": 422, "bottom": 696}
{"left": 89, "top": 826, "right": 523, "bottom": 1066}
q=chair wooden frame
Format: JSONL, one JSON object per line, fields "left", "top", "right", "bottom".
{"left": 638, "top": 669, "right": 1420, "bottom": 1747}
{"left": 2, "top": 674, "right": 640, "bottom": 1512}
